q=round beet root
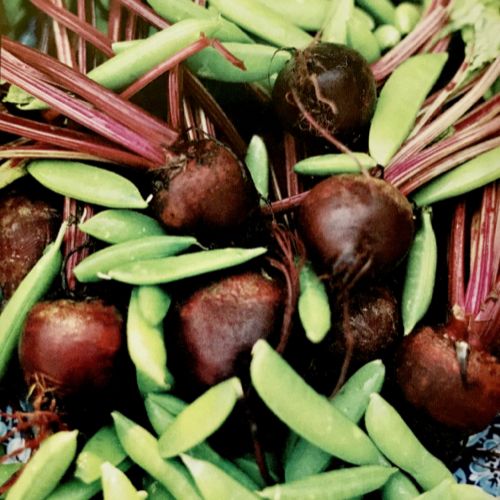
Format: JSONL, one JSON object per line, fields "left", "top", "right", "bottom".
{"left": 272, "top": 42, "right": 377, "bottom": 146}
{"left": 150, "top": 139, "right": 260, "bottom": 245}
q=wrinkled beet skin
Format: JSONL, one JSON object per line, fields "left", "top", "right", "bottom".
{"left": 272, "top": 42, "right": 377, "bottom": 145}
{"left": 298, "top": 174, "right": 414, "bottom": 281}
{"left": 395, "top": 326, "right": 500, "bottom": 432}
{"left": 150, "top": 140, "right": 260, "bottom": 245}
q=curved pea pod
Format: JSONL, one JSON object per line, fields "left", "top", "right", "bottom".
{"left": 297, "top": 260, "right": 331, "bottom": 344}
{"left": 245, "top": 135, "right": 269, "bottom": 201}
{"left": 449, "top": 483, "right": 497, "bottom": 499}
{"left": 250, "top": 339, "right": 387, "bottom": 466}
{"left": 355, "top": 0, "right": 396, "bottom": 24}
{"left": 284, "top": 360, "right": 386, "bottom": 482}
{"left": 181, "top": 455, "right": 260, "bottom": 500}
{"left": 346, "top": 16, "right": 381, "bottom": 64}
{"left": 73, "top": 235, "right": 198, "bottom": 283}
{"left": 27, "top": 161, "right": 148, "bottom": 209}
{"left": 382, "top": 470, "right": 420, "bottom": 500}
{"left": 88, "top": 18, "right": 222, "bottom": 91}
{"left": 127, "top": 287, "right": 174, "bottom": 395}
{"left": 158, "top": 377, "right": 243, "bottom": 458}
{"left": 260, "top": 465, "right": 398, "bottom": 500}
{"left": 294, "top": 153, "right": 377, "bottom": 176}
{"left": 412, "top": 146, "right": 500, "bottom": 207}
{"left": 413, "top": 479, "right": 454, "bottom": 499}
{"left": 6, "top": 430, "right": 78, "bottom": 500}
{"left": 320, "top": 0, "right": 353, "bottom": 44}
{"left": 78, "top": 209, "right": 167, "bottom": 244}
{"left": 101, "top": 462, "right": 147, "bottom": 500}
{"left": 374, "top": 24, "right": 401, "bottom": 52}
{"left": 185, "top": 43, "right": 291, "bottom": 83}
{"left": 0, "top": 221, "right": 67, "bottom": 380}
{"left": 143, "top": 477, "right": 177, "bottom": 500}
{"left": 137, "top": 285, "right": 172, "bottom": 326}
{"left": 395, "top": 3, "right": 422, "bottom": 34}
{"left": 105, "top": 247, "right": 267, "bottom": 285}
{"left": 369, "top": 53, "right": 448, "bottom": 166}
{"left": 74, "top": 425, "right": 127, "bottom": 484}
{"left": 402, "top": 207, "right": 437, "bottom": 336}
{"left": 365, "top": 393, "right": 455, "bottom": 491}
{"left": 112, "top": 411, "right": 204, "bottom": 500}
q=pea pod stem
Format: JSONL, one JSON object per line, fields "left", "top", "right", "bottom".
{"left": 101, "top": 462, "right": 146, "bottom": 500}
{"left": 245, "top": 135, "right": 270, "bottom": 201}
{"left": 293, "top": 153, "right": 376, "bottom": 176}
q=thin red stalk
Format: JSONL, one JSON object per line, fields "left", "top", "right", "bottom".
{"left": 210, "top": 39, "right": 246, "bottom": 71}
{"left": 284, "top": 133, "right": 299, "bottom": 198}
{"left": 77, "top": 0, "right": 88, "bottom": 73}
{"left": 116, "top": 0, "right": 170, "bottom": 29}
{"left": 261, "top": 191, "right": 309, "bottom": 216}
{"left": 455, "top": 92, "right": 500, "bottom": 132}
{"left": 29, "top": 0, "right": 115, "bottom": 57}
{"left": 183, "top": 98, "right": 199, "bottom": 142}
{"left": 197, "top": 107, "right": 216, "bottom": 137}
{"left": 168, "top": 64, "right": 183, "bottom": 131}
{"left": 108, "top": 0, "right": 122, "bottom": 43}
{"left": 420, "top": 32, "right": 450, "bottom": 55}
{"left": 50, "top": 0, "right": 77, "bottom": 67}
{"left": 124, "top": 9, "right": 137, "bottom": 41}
{"left": 448, "top": 200, "right": 466, "bottom": 309}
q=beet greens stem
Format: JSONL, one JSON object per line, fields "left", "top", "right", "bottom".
{"left": 448, "top": 201, "right": 466, "bottom": 309}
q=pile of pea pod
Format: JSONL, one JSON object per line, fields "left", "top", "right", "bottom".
{"left": 2, "top": 0, "right": 500, "bottom": 497}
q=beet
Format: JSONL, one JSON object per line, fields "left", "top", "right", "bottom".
{"left": 149, "top": 139, "right": 260, "bottom": 245}
{"left": 298, "top": 174, "right": 414, "bottom": 287}
{"left": 272, "top": 42, "right": 377, "bottom": 146}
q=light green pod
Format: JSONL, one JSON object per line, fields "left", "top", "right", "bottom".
{"left": 137, "top": 285, "right": 172, "bottom": 326}
{"left": 402, "top": 207, "right": 437, "bottom": 336}
{"left": 158, "top": 378, "right": 243, "bottom": 458}
{"left": 294, "top": 153, "right": 377, "bottom": 176}
{"left": 27, "top": 161, "right": 148, "bottom": 209}
{"left": 382, "top": 470, "right": 421, "bottom": 500}
{"left": 365, "top": 394, "right": 455, "bottom": 491}
{"left": 347, "top": 16, "right": 381, "bottom": 64}
{"left": 6, "top": 430, "right": 78, "bottom": 500}
{"left": 369, "top": 53, "right": 448, "bottom": 166}
{"left": 353, "top": 7, "right": 376, "bottom": 31}
{"left": 412, "top": 146, "right": 500, "bottom": 207}
{"left": 355, "top": 0, "right": 397, "bottom": 25}
{"left": 449, "top": 483, "right": 497, "bottom": 499}
{"left": 143, "top": 477, "right": 177, "bottom": 500}
{"left": 73, "top": 235, "right": 198, "bottom": 282}
{"left": 412, "top": 479, "right": 454, "bottom": 499}
{"left": 321, "top": 0, "right": 353, "bottom": 44}
{"left": 101, "top": 462, "right": 147, "bottom": 500}
{"left": 250, "top": 340, "right": 388, "bottom": 466}
{"left": 395, "top": 3, "right": 422, "bottom": 34}
{"left": 78, "top": 210, "right": 167, "bottom": 244}
{"left": 374, "top": 24, "right": 401, "bottom": 51}
{"left": 245, "top": 135, "right": 270, "bottom": 201}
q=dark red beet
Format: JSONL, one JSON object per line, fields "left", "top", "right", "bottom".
{"left": 149, "top": 139, "right": 260, "bottom": 245}
{"left": 272, "top": 42, "right": 377, "bottom": 146}
{"left": 298, "top": 174, "right": 414, "bottom": 287}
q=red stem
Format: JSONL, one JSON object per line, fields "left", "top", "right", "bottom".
{"left": 448, "top": 201, "right": 467, "bottom": 309}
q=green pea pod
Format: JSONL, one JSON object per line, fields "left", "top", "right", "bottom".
{"left": 284, "top": 360, "right": 386, "bottom": 482}
{"left": 74, "top": 425, "right": 127, "bottom": 484}
{"left": 158, "top": 377, "right": 243, "bottom": 458}
{"left": 369, "top": 53, "right": 448, "bottom": 166}
{"left": 28, "top": 161, "right": 148, "bottom": 209}
{"left": 382, "top": 470, "right": 420, "bottom": 500}
{"left": 412, "top": 146, "right": 500, "bottom": 207}
{"left": 147, "top": 0, "right": 254, "bottom": 43}
{"left": 346, "top": 16, "right": 381, "bottom": 65}
{"left": 449, "top": 483, "right": 497, "bottom": 499}
{"left": 127, "top": 287, "right": 174, "bottom": 394}
{"left": 209, "top": 0, "right": 313, "bottom": 49}
{"left": 88, "top": 18, "right": 223, "bottom": 91}
{"left": 260, "top": 465, "right": 398, "bottom": 500}
{"left": 402, "top": 207, "right": 437, "bottom": 336}
{"left": 353, "top": 7, "right": 375, "bottom": 30}
{"left": 294, "top": 153, "right": 377, "bottom": 176}
{"left": 245, "top": 135, "right": 269, "bottom": 201}
{"left": 395, "top": 3, "right": 422, "bottom": 34}
{"left": 355, "top": 0, "right": 396, "bottom": 25}
{"left": 105, "top": 247, "right": 267, "bottom": 285}
{"left": 413, "top": 479, "right": 454, "bottom": 499}
{"left": 321, "top": 0, "right": 353, "bottom": 45}
{"left": 374, "top": 24, "right": 401, "bottom": 52}
{"left": 250, "top": 339, "right": 388, "bottom": 466}
{"left": 112, "top": 412, "right": 204, "bottom": 500}
{"left": 6, "top": 430, "right": 78, "bottom": 500}
{"left": 101, "top": 462, "right": 147, "bottom": 500}
{"left": 365, "top": 394, "right": 455, "bottom": 491}
{"left": 181, "top": 455, "right": 260, "bottom": 500}
{"left": 297, "top": 261, "right": 331, "bottom": 344}
{"left": 137, "top": 285, "right": 172, "bottom": 326}
{"left": 73, "top": 235, "right": 198, "bottom": 283}
{"left": 0, "top": 221, "right": 67, "bottom": 380}
{"left": 78, "top": 209, "right": 167, "bottom": 244}
{"left": 143, "top": 477, "right": 177, "bottom": 500}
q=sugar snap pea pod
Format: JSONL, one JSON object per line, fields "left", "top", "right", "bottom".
{"left": 374, "top": 24, "right": 401, "bottom": 51}
{"left": 412, "top": 479, "right": 454, "bottom": 499}
{"left": 260, "top": 465, "right": 397, "bottom": 500}
{"left": 402, "top": 207, "right": 437, "bottom": 336}
{"left": 73, "top": 235, "right": 198, "bottom": 283}
{"left": 284, "top": 360, "right": 386, "bottom": 481}
{"left": 0, "top": 221, "right": 67, "bottom": 380}
{"left": 449, "top": 483, "right": 497, "bottom": 499}
{"left": 184, "top": 43, "right": 291, "bottom": 83}
{"left": 28, "top": 160, "right": 148, "bottom": 209}
{"left": 101, "top": 462, "right": 147, "bottom": 500}
{"left": 321, "top": 0, "right": 353, "bottom": 45}
{"left": 88, "top": 18, "right": 222, "bottom": 91}
{"left": 209, "top": 0, "right": 313, "bottom": 49}
{"left": 127, "top": 287, "right": 174, "bottom": 394}
{"left": 106, "top": 247, "right": 267, "bottom": 285}
{"left": 181, "top": 455, "right": 260, "bottom": 500}
{"left": 395, "top": 3, "right": 422, "bottom": 34}
{"left": 382, "top": 470, "right": 420, "bottom": 500}
{"left": 112, "top": 411, "right": 204, "bottom": 500}
{"left": 6, "top": 430, "right": 78, "bottom": 500}
{"left": 158, "top": 377, "right": 243, "bottom": 458}
{"left": 297, "top": 260, "right": 331, "bottom": 344}
{"left": 365, "top": 393, "right": 455, "bottom": 491}
{"left": 245, "top": 135, "right": 270, "bottom": 201}
{"left": 355, "top": 0, "right": 396, "bottom": 24}
{"left": 294, "top": 153, "right": 377, "bottom": 176}
{"left": 369, "top": 53, "right": 448, "bottom": 167}
{"left": 147, "top": 0, "right": 254, "bottom": 43}
{"left": 146, "top": 393, "right": 188, "bottom": 425}
{"left": 74, "top": 425, "right": 127, "bottom": 484}
{"left": 78, "top": 209, "right": 167, "bottom": 244}
{"left": 250, "top": 339, "right": 388, "bottom": 466}
{"left": 412, "top": 146, "right": 500, "bottom": 207}
{"left": 138, "top": 285, "right": 172, "bottom": 326}
{"left": 346, "top": 16, "right": 381, "bottom": 64}
{"left": 144, "top": 477, "right": 177, "bottom": 500}
{"left": 353, "top": 7, "right": 375, "bottom": 30}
